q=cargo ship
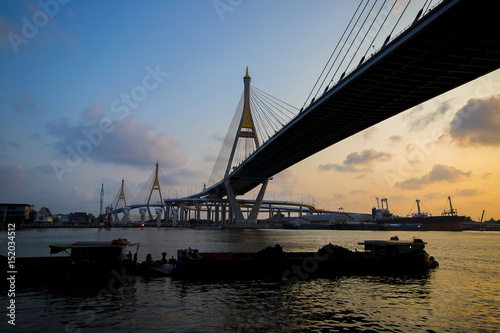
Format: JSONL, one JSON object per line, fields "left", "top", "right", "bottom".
{"left": 372, "top": 197, "right": 464, "bottom": 231}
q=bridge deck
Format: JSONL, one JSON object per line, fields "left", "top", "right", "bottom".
{"left": 203, "top": 0, "right": 500, "bottom": 199}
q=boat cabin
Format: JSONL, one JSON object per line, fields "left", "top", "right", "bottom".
{"left": 359, "top": 237, "right": 426, "bottom": 256}
{"left": 49, "top": 238, "right": 139, "bottom": 266}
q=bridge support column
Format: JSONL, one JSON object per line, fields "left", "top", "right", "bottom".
{"left": 224, "top": 177, "right": 245, "bottom": 223}
{"left": 205, "top": 204, "right": 211, "bottom": 221}
{"left": 214, "top": 204, "right": 219, "bottom": 223}
{"left": 229, "top": 204, "right": 234, "bottom": 224}
{"left": 179, "top": 203, "right": 185, "bottom": 222}
{"left": 140, "top": 208, "right": 147, "bottom": 225}
{"left": 221, "top": 203, "right": 227, "bottom": 224}
{"left": 224, "top": 177, "right": 268, "bottom": 224}
{"left": 247, "top": 179, "right": 268, "bottom": 223}
{"left": 155, "top": 208, "right": 163, "bottom": 227}
{"left": 171, "top": 207, "right": 178, "bottom": 226}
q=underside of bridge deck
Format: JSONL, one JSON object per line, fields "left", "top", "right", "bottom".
{"left": 202, "top": 0, "right": 500, "bottom": 199}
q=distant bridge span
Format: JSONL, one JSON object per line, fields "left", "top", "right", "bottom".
{"left": 202, "top": 0, "right": 500, "bottom": 199}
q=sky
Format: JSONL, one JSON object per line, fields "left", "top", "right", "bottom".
{"left": 0, "top": 0, "right": 499, "bottom": 221}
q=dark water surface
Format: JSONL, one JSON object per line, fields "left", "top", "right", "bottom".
{"left": 1, "top": 228, "right": 499, "bottom": 332}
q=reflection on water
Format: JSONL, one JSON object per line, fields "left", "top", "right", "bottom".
{"left": 2, "top": 229, "right": 499, "bottom": 332}
{"left": 13, "top": 275, "right": 436, "bottom": 332}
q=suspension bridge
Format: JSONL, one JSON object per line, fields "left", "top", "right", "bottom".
{"left": 105, "top": 0, "right": 500, "bottom": 226}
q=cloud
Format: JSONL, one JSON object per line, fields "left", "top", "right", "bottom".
{"left": 395, "top": 164, "right": 471, "bottom": 189}
{"left": 74, "top": 186, "right": 96, "bottom": 201}
{"left": 405, "top": 100, "right": 451, "bottom": 131}
{"left": 344, "top": 149, "right": 392, "bottom": 165}
{"left": 388, "top": 135, "right": 402, "bottom": 145}
{"left": 12, "top": 94, "right": 38, "bottom": 113}
{"left": 479, "top": 172, "right": 492, "bottom": 180}
{"left": 34, "top": 164, "right": 56, "bottom": 174}
{"left": 212, "top": 131, "right": 225, "bottom": 142}
{"left": 455, "top": 188, "right": 481, "bottom": 197}
{"left": 349, "top": 189, "right": 367, "bottom": 196}
{"left": 11, "top": 2, "right": 79, "bottom": 53}
{"left": 47, "top": 110, "right": 186, "bottom": 170}
{"left": 449, "top": 95, "right": 500, "bottom": 146}
{"left": 9, "top": 141, "right": 22, "bottom": 149}
{"left": 362, "top": 127, "right": 377, "bottom": 140}
{"left": 0, "top": 140, "right": 22, "bottom": 149}
{"left": 82, "top": 103, "right": 105, "bottom": 121}
{"left": 0, "top": 164, "right": 30, "bottom": 192}
{"left": 319, "top": 149, "right": 391, "bottom": 172}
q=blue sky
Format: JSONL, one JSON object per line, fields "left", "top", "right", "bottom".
{"left": 1, "top": 1, "right": 499, "bottom": 219}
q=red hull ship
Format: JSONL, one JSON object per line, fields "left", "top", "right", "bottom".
{"left": 373, "top": 197, "right": 464, "bottom": 231}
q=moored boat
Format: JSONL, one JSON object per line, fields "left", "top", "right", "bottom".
{"left": 1, "top": 239, "right": 140, "bottom": 288}
{"left": 171, "top": 236, "right": 437, "bottom": 280}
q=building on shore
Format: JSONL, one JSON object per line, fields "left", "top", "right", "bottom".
{"left": 68, "top": 212, "right": 90, "bottom": 225}
{"left": 54, "top": 213, "right": 69, "bottom": 225}
{"left": 35, "top": 207, "right": 54, "bottom": 224}
{"left": 0, "top": 203, "right": 34, "bottom": 223}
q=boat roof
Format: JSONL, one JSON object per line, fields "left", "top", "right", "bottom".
{"left": 359, "top": 239, "right": 426, "bottom": 246}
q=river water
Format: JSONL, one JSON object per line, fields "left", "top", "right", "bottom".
{"left": 1, "top": 228, "right": 499, "bottom": 332}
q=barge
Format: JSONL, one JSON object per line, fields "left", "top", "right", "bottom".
{"left": 172, "top": 236, "right": 438, "bottom": 280}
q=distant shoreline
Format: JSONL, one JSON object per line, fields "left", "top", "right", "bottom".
{"left": 1, "top": 223, "right": 499, "bottom": 232}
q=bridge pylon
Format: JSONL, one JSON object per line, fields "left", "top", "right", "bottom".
{"left": 145, "top": 161, "right": 164, "bottom": 220}
{"left": 224, "top": 67, "right": 268, "bottom": 224}
{"left": 113, "top": 178, "right": 128, "bottom": 209}
{"left": 112, "top": 178, "right": 129, "bottom": 222}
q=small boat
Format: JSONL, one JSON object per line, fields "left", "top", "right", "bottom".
{"left": 171, "top": 236, "right": 438, "bottom": 280}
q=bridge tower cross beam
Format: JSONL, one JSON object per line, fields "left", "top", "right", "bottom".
{"left": 224, "top": 67, "right": 268, "bottom": 224}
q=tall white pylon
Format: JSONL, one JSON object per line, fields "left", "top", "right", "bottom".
{"left": 100, "top": 183, "right": 104, "bottom": 216}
